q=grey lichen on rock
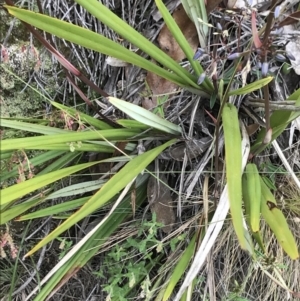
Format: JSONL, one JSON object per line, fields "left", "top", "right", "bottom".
{"left": 1, "top": 42, "right": 55, "bottom": 117}
{"left": 1, "top": 5, "right": 59, "bottom": 118}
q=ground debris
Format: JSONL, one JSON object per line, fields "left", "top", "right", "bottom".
{"left": 147, "top": 173, "right": 175, "bottom": 233}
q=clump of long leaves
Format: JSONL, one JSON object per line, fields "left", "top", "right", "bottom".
{"left": 2, "top": 0, "right": 300, "bottom": 300}
{"left": 0, "top": 91, "right": 178, "bottom": 300}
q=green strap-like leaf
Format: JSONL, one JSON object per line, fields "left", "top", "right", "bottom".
{"left": 1, "top": 129, "right": 142, "bottom": 151}
{"left": 0, "top": 161, "right": 100, "bottom": 207}
{"left": 18, "top": 143, "right": 114, "bottom": 152}
{"left": 163, "top": 234, "right": 196, "bottom": 301}
{"left": 228, "top": 76, "right": 274, "bottom": 96}
{"left": 109, "top": 97, "right": 182, "bottom": 135}
{"left": 0, "top": 190, "right": 52, "bottom": 224}
{"left": 0, "top": 118, "right": 68, "bottom": 134}
{"left": 222, "top": 103, "right": 245, "bottom": 248}
{"left": 17, "top": 197, "right": 90, "bottom": 221}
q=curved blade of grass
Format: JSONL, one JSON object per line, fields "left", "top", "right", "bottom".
{"left": 45, "top": 179, "right": 105, "bottom": 199}
{"left": 37, "top": 152, "right": 81, "bottom": 176}
{"left": 109, "top": 97, "right": 182, "bottom": 135}
{"left": 0, "top": 161, "right": 101, "bottom": 207}
{"left": 163, "top": 234, "right": 196, "bottom": 301}
{"left": 17, "top": 196, "right": 90, "bottom": 221}
{"left": 24, "top": 139, "right": 176, "bottom": 258}
{"left": 1, "top": 129, "right": 142, "bottom": 151}
{"left": 228, "top": 76, "right": 273, "bottom": 96}
{"left": 5, "top": 5, "right": 198, "bottom": 90}
{"left": 0, "top": 118, "right": 69, "bottom": 134}
{"left": 155, "top": 0, "right": 213, "bottom": 92}
{"left": 38, "top": 154, "right": 131, "bottom": 178}
{"left": 0, "top": 190, "right": 52, "bottom": 224}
